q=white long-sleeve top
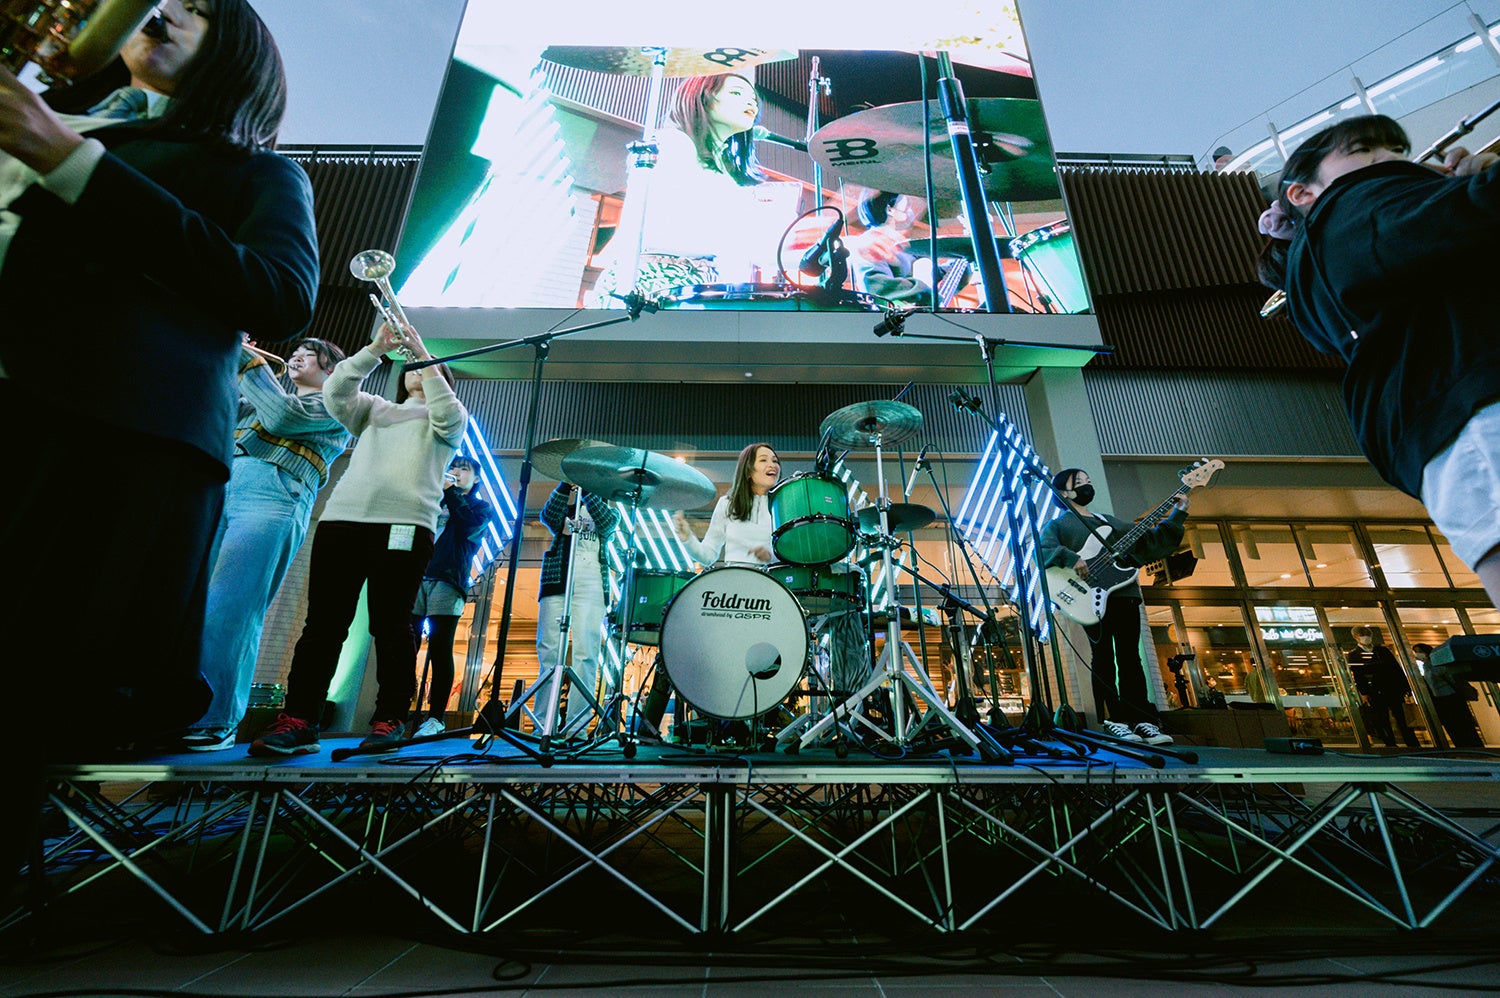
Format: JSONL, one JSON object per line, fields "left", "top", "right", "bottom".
{"left": 319, "top": 348, "right": 467, "bottom": 532}
{"left": 680, "top": 493, "right": 774, "bottom": 568}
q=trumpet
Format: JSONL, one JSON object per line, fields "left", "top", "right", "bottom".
{"left": 1, "top": 0, "right": 159, "bottom": 84}
{"left": 242, "top": 339, "right": 287, "bottom": 377}
{"left": 348, "top": 249, "right": 416, "bottom": 361}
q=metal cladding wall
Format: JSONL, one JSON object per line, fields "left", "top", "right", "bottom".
{"left": 452, "top": 380, "right": 1031, "bottom": 458}
{"left": 1083, "top": 369, "right": 1360, "bottom": 459}
{"left": 284, "top": 147, "right": 423, "bottom": 358}
{"left": 1058, "top": 166, "right": 1333, "bottom": 371}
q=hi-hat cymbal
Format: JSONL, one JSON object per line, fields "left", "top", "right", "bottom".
{"left": 857, "top": 503, "right": 936, "bottom": 535}
{"left": 819, "top": 400, "right": 922, "bottom": 448}
{"left": 532, "top": 437, "right": 615, "bottom": 482}
{"left": 810, "top": 98, "right": 1059, "bottom": 204}
{"left": 561, "top": 445, "right": 716, "bottom": 510}
{"left": 541, "top": 45, "right": 795, "bottom": 78}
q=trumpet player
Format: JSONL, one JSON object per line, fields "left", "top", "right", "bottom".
{"left": 0, "top": 0, "right": 316, "bottom": 778}
{"left": 182, "top": 337, "right": 350, "bottom": 751}
{"left": 250, "top": 322, "right": 467, "bottom": 757}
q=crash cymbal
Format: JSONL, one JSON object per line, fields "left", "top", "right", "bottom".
{"left": 531, "top": 437, "right": 615, "bottom": 482}
{"left": 541, "top": 45, "right": 795, "bottom": 78}
{"left": 819, "top": 400, "right": 922, "bottom": 448}
{"left": 810, "top": 98, "right": 1059, "bottom": 204}
{"left": 857, "top": 503, "right": 936, "bottom": 535}
{"left": 561, "top": 445, "right": 716, "bottom": 510}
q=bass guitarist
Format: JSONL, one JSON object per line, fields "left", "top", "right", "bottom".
{"left": 1039, "top": 469, "right": 1188, "bottom": 744}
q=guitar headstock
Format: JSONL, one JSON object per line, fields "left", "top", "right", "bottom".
{"left": 1178, "top": 458, "right": 1225, "bottom": 490}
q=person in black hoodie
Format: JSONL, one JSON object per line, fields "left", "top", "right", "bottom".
{"left": 1257, "top": 114, "right": 1500, "bottom": 606}
{"left": 409, "top": 455, "right": 495, "bottom": 738}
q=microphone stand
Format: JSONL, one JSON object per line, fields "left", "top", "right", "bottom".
{"left": 934, "top": 50, "right": 1011, "bottom": 313}
{"left": 331, "top": 308, "right": 647, "bottom": 765}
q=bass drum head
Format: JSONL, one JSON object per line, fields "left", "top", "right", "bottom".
{"left": 659, "top": 567, "right": 808, "bottom": 720}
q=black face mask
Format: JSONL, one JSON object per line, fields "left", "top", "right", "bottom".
{"left": 1071, "top": 483, "right": 1096, "bottom": 506}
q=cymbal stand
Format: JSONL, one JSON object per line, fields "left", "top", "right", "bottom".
{"left": 615, "top": 46, "right": 670, "bottom": 297}
{"left": 797, "top": 430, "right": 981, "bottom": 753}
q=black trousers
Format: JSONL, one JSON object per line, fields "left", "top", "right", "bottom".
{"left": 1084, "top": 595, "right": 1155, "bottom": 726}
{"left": 1361, "top": 697, "right": 1420, "bottom": 748}
{"left": 1432, "top": 692, "right": 1484, "bottom": 748}
{"left": 412, "top": 613, "right": 460, "bottom": 718}
{"left": 284, "top": 521, "right": 433, "bottom": 726}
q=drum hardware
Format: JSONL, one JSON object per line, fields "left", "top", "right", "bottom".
{"left": 659, "top": 283, "right": 889, "bottom": 312}
{"left": 792, "top": 399, "right": 984, "bottom": 754}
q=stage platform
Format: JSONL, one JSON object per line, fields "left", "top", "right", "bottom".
{"left": 12, "top": 736, "right": 1500, "bottom": 942}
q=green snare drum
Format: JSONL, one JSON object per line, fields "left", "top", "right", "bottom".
{"left": 769, "top": 472, "right": 855, "bottom": 565}
{"left": 1010, "top": 219, "right": 1090, "bottom": 314}
{"left": 767, "top": 563, "right": 864, "bottom": 616}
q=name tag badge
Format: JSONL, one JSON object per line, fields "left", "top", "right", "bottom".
{"left": 388, "top": 524, "right": 416, "bottom": 551}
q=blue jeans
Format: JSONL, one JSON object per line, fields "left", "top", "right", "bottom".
{"left": 190, "top": 458, "right": 315, "bottom": 735}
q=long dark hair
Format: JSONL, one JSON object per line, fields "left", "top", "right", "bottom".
{"left": 727, "top": 441, "right": 775, "bottom": 521}
{"left": 43, "top": 0, "right": 288, "bottom": 153}
{"left": 668, "top": 74, "right": 763, "bottom": 187}
{"left": 1256, "top": 114, "right": 1409, "bottom": 290}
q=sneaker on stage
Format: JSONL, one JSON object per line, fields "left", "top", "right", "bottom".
{"left": 1100, "top": 720, "right": 1144, "bottom": 742}
{"left": 411, "top": 717, "right": 445, "bottom": 739}
{"left": 1132, "top": 721, "right": 1174, "bottom": 746}
{"left": 182, "top": 729, "right": 237, "bottom": 752}
{"left": 360, "top": 718, "right": 406, "bottom": 752}
{"left": 248, "top": 714, "right": 319, "bottom": 757}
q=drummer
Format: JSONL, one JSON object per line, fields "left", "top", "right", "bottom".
{"left": 672, "top": 442, "right": 779, "bottom": 567}
{"left": 632, "top": 443, "right": 778, "bottom": 741}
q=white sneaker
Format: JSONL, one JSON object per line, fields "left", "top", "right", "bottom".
{"left": 1100, "top": 720, "right": 1143, "bottom": 741}
{"left": 1133, "top": 722, "right": 1174, "bottom": 746}
{"left": 412, "top": 717, "right": 445, "bottom": 739}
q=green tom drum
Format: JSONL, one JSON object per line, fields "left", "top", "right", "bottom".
{"left": 766, "top": 563, "right": 863, "bottom": 616}
{"left": 620, "top": 568, "right": 695, "bottom": 645}
{"left": 769, "top": 472, "right": 854, "bottom": 565}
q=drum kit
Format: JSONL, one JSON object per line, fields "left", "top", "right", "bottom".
{"left": 537, "top": 45, "right": 1068, "bottom": 313}
{"left": 524, "top": 397, "right": 994, "bottom": 756}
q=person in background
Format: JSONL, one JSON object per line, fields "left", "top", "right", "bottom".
{"left": 1412, "top": 641, "right": 1482, "bottom": 749}
{"left": 1212, "top": 145, "right": 1235, "bottom": 171}
{"left": 409, "top": 454, "right": 495, "bottom": 739}
{"left": 249, "top": 322, "right": 465, "bottom": 756}
{"left": 1347, "top": 625, "right": 1420, "bottom": 749}
{"left": 184, "top": 337, "right": 350, "bottom": 751}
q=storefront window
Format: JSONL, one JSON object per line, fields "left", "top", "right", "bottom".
{"left": 1174, "top": 605, "right": 1264, "bottom": 706}
{"left": 1233, "top": 524, "right": 1310, "bottom": 587}
{"left": 1260, "top": 605, "right": 1357, "bottom": 744}
{"left": 1169, "top": 523, "right": 1236, "bottom": 587}
{"left": 1297, "top": 524, "right": 1373, "bottom": 588}
{"left": 1432, "top": 528, "right": 1482, "bottom": 589}
{"left": 1367, "top": 524, "right": 1450, "bottom": 589}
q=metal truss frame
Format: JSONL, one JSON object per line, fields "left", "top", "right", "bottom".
{"left": 7, "top": 752, "right": 1499, "bottom": 938}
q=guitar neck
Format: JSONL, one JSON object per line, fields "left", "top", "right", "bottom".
{"left": 1098, "top": 486, "right": 1186, "bottom": 560}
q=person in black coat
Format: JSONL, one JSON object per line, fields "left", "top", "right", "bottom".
{"left": 1346, "top": 626, "right": 1420, "bottom": 749}
{"left": 0, "top": 0, "right": 317, "bottom": 878}
{"left": 1256, "top": 114, "right": 1500, "bottom": 607}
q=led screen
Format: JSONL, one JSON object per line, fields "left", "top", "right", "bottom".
{"left": 394, "top": 4, "right": 1088, "bottom": 317}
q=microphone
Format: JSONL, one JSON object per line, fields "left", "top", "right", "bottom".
{"left": 751, "top": 125, "right": 809, "bottom": 153}
{"left": 905, "top": 445, "right": 931, "bottom": 497}
{"left": 798, "top": 216, "right": 843, "bottom": 276}
{"left": 948, "top": 389, "right": 982, "bottom": 413}
{"left": 609, "top": 291, "right": 660, "bottom": 318}
{"left": 873, "top": 310, "right": 911, "bottom": 337}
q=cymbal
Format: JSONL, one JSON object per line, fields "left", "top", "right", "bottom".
{"left": 561, "top": 445, "right": 716, "bottom": 510}
{"left": 810, "top": 98, "right": 1059, "bottom": 204}
{"left": 858, "top": 503, "right": 936, "bottom": 535}
{"left": 541, "top": 45, "right": 795, "bottom": 78}
{"left": 531, "top": 437, "right": 615, "bottom": 482}
{"left": 819, "top": 400, "right": 922, "bottom": 448}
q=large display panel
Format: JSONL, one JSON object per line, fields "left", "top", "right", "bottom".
{"left": 393, "top": 4, "right": 1089, "bottom": 320}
